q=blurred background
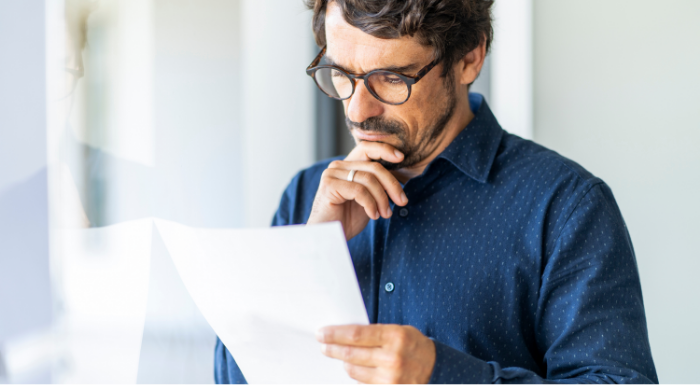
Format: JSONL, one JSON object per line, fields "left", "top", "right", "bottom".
{"left": 0, "top": 0, "right": 698, "bottom": 383}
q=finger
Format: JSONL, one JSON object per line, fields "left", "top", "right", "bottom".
{"left": 343, "top": 363, "right": 377, "bottom": 384}
{"left": 324, "top": 168, "right": 392, "bottom": 218}
{"left": 328, "top": 161, "right": 408, "bottom": 207}
{"left": 317, "top": 324, "right": 387, "bottom": 347}
{"left": 321, "top": 344, "right": 389, "bottom": 367}
{"left": 322, "top": 177, "right": 381, "bottom": 220}
{"left": 347, "top": 141, "right": 404, "bottom": 164}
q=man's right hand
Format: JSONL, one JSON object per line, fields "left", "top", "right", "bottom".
{"left": 306, "top": 141, "right": 409, "bottom": 240}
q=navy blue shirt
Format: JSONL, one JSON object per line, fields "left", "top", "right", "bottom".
{"left": 215, "top": 94, "right": 658, "bottom": 383}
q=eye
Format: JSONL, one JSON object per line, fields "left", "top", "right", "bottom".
{"left": 381, "top": 74, "right": 403, "bottom": 85}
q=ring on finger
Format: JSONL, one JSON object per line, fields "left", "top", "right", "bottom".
{"left": 347, "top": 169, "right": 357, "bottom": 182}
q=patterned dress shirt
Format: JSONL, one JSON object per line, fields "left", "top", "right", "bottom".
{"left": 215, "top": 93, "right": 658, "bottom": 383}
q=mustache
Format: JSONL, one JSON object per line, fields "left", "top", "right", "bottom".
{"left": 345, "top": 116, "right": 405, "bottom": 136}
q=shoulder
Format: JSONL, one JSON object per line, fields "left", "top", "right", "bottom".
{"left": 496, "top": 131, "right": 600, "bottom": 188}
{"left": 493, "top": 131, "right": 607, "bottom": 208}
{"left": 493, "top": 132, "right": 623, "bottom": 249}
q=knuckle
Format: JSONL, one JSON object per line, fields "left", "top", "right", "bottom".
{"left": 393, "top": 328, "right": 409, "bottom": 347}
{"left": 386, "top": 355, "right": 403, "bottom": 370}
{"left": 351, "top": 183, "right": 365, "bottom": 196}
{"left": 360, "top": 172, "right": 378, "bottom": 187}
{"left": 320, "top": 169, "right": 334, "bottom": 181}
{"left": 353, "top": 183, "right": 371, "bottom": 200}
{"left": 341, "top": 345, "right": 354, "bottom": 360}
{"left": 367, "top": 172, "right": 381, "bottom": 185}
{"left": 369, "top": 161, "right": 383, "bottom": 173}
{"left": 350, "top": 328, "right": 363, "bottom": 343}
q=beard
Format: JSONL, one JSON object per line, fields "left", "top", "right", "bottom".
{"left": 345, "top": 76, "right": 458, "bottom": 171}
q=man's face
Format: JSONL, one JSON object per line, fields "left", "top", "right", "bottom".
{"left": 324, "top": 2, "right": 458, "bottom": 170}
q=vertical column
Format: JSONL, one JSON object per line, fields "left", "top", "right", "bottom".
{"left": 490, "top": 0, "right": 533, "bottom": 139}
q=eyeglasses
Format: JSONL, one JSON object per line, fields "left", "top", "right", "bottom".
{"left": 306, "top": 45, "right": 440, "bottom": 105}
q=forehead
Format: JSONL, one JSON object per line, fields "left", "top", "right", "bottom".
{"left": 323, "top": 2, "right": 432, "bottom": 72}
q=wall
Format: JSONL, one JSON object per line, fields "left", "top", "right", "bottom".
{"left": 240, "top": 0, "right": 315, "bottom": 228}
{"left": 534, "top": 1, "right": 700, "bottom": 382}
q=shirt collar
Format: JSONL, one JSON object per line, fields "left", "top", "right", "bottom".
{"left": 435, "top": 93, "right": 504, "bottom": 183}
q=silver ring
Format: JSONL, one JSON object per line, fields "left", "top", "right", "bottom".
{"left": 347, "top": 169, "right": 357, "bottom": 182}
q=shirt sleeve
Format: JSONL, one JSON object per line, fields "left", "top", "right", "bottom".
{"left": 429, "top": 182, "right": 658, "bottom": 384}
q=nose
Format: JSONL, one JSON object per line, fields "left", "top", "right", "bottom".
{"left": 345, "top": 79, "right": 384, "bottom": 124}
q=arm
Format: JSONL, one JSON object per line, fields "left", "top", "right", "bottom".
{"left": 428, "top": 183, "right": 657, "bottom": 384}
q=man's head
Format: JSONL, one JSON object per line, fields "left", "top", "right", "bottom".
{"left": 306, "top": 0, "right": 493, "bottom": 170}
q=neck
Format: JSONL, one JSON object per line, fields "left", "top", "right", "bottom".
{"left": 391, "top": 96, "right": 475, "bottom": 184}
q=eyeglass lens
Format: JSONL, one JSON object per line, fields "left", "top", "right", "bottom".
{"left": 314, "top": 68, "right": 409, "bottom": 104}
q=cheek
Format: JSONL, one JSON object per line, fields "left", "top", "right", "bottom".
{"left": 401, "top": 88, "right": 442, "bottom": 130}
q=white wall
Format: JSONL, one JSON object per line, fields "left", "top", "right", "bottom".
{"left": 150, "top": 0, "right": 245, "bottom": 228}
{"left": 534, "top": 1, "right": 700, "bottom": 382}
{"left": 240, "top": 0, "right": 315, "bottom": 228}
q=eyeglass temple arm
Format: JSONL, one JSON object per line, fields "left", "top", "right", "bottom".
{"left": 307, "top": 45, "right": 327, "bottom": 70}
{"left": 412, "top": 58, "right": 440, "bottom": 82}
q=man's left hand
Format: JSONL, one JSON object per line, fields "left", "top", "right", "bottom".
{"left": 316, "top": 324, "right": 436, "bottom": 384}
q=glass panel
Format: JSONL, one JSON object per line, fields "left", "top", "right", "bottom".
{"left": 367, "top": 71, "right": 409, "bottom": 104}
{"left": 315, "top": 68, "right": 352, "bottom": 99}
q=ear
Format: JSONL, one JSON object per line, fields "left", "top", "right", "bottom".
{"left": 455, "top": 37, "right": 487, "bottom": 86}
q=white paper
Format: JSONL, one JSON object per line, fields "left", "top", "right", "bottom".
{"left": 58, "top": 218, "right": 153, "bottom": 383}
{"left": 154, "top": 219, "right": 369, "bottom": 384}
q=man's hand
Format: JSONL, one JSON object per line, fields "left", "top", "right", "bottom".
{"left": 307, "top": 141, "right": 408, "bottom": 240}
{"left": 317, "top": 324, "right": 436, "bottom": 384}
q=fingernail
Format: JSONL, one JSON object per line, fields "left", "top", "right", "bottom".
{"left": 401, "top": 192, "right": 408, "bottom": 204}
{"left": 374, "top": 210, "right": 380, "bottom": 219}
{"left": 320, "top": 344, "right": 328, "bottom": 354}
{"left": 316, "top": 329, "right": 325, "bottom": 342}
{"left": 394, "top": 149, "right": 403, "bottom": 158}
{"left": 387, "top": 207, "right": 392, "bottom": 217}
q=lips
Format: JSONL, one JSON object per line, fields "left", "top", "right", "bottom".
{"left": 353, "top": 129, "right": 393, "bottom": 142}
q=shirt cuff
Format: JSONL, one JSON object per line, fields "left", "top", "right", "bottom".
{"left": 428, "top": 339, "right": 494, "bottom": 384}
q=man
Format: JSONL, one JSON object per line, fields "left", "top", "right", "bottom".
{"left": 216, "top": 0, "right": 658, "bottom": 383}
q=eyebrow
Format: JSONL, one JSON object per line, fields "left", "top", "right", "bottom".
{"left": 325, "top": 56, "right": 421, "bottom": 76}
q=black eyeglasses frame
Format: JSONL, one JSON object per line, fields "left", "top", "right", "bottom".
{"left": 305, "top": 45, "right": 440, "bottom": 106}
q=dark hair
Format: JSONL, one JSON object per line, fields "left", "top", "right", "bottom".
{"left": 305, "top": 0, "right": 494, "bottom": 77}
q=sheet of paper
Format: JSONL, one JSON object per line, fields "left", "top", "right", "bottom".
{"left": 58, "top": 218, "right": 153, "bottom": 383}
{"left": 154, "top": 219, "right": 369, "bottom": 384}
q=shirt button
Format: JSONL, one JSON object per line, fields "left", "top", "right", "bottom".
{"left": 399, "top": 208, "right": 409, "bottom": 217}
{"left": 384, "top": 282, "right": 395, "bottom": 293}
